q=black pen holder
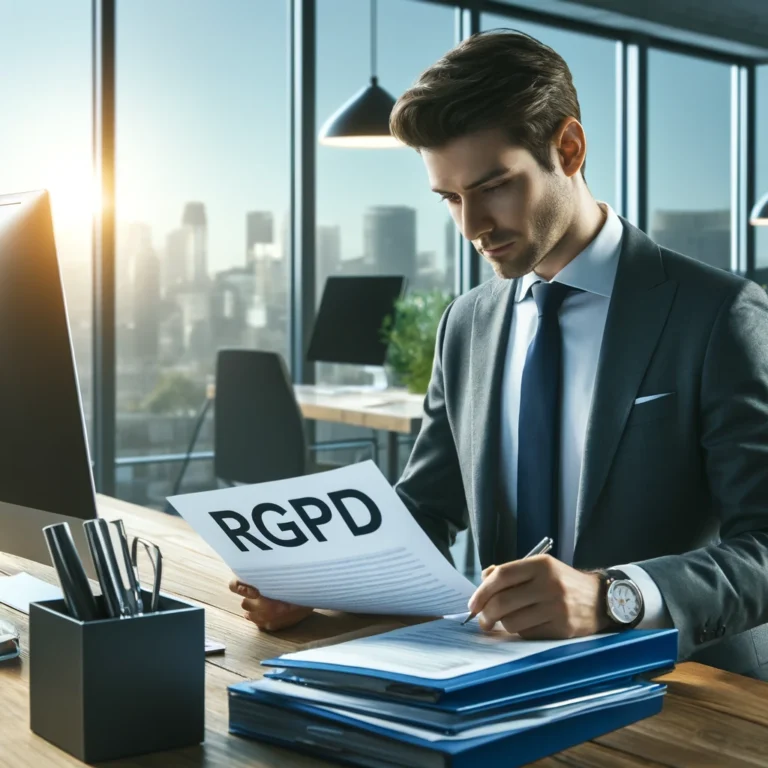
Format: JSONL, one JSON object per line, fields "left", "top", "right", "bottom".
{"left": 29, "top": 591, "right": 205, "bottom": 763}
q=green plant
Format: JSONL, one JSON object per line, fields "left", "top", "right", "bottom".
{"left": 381, "top": 289, "right": 453, "bottom": 394}
{"left": 142, "top": 371, "right": 206, "bottom": 415}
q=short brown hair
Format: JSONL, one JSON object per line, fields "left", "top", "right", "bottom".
{"left": 390, "top": 29, "right": 585, "bottom": 178}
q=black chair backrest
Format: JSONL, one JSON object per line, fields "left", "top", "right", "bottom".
{"left": 214, "top": 349, "right": 307, "bottom": 485}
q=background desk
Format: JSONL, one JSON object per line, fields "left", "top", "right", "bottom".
{"left": 2, "top": 496, "right": 768, "bottom": 767}
{"left": 294, "top": 385, "right": 424, "bottom": 483}
{"left": 208, "top": 382, "right": 425, "bottom": 483}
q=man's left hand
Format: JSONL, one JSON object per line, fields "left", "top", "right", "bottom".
{"left": 467, "top": 555, "right": 612, "bottom": 639}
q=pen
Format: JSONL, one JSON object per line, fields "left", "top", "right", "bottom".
{"left": 461, "top": 536, "right": 554, "bottom": 626}
{"left": 111, "top": 519, "right": 143, "bottom": 616}
{"left": 42, "top": 522, "right": 100, "bottom": 622}
{"left": 84, "top": 519, "right": 132, "bottom": 619}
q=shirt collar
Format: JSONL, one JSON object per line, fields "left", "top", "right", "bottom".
{"left": 515, "top": 202, "right": 623, "bottom": 303}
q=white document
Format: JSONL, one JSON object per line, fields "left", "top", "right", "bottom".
{"left": 277, "top": 616, "right": 609, "bottom": 680}
{"left": 319, "top": 684, "right": 649, "bottom": 742}
{"left": 0, "top": 572, "right": 63, "bottom": 614}
{"left": 249, "top": 676, "right": 640, "bottom": 732}
{"left": 167, "top": 460, "right": 476, "bottom": 616}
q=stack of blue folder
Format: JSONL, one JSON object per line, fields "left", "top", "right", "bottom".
{"left": 228, "top": 621, "right": 678, "bottom": 767}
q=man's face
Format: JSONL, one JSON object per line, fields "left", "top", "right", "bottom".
{"left": 423, "top": 127, "right": 574, "bottom": 279}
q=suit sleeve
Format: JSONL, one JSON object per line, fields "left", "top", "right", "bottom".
{"left": 394, "top": 299, "right": 468, "bottom": 564}
{"left": 635, "top": 279, "right": 768, "bottom": 660}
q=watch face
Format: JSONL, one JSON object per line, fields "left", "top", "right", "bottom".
{"left": 607, "top": 580, "right": 641, "bottom": 624}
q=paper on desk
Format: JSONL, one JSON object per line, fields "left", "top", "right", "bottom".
{"left": 0, "top": 572, "right": 63, "bottom": 614}
{"left": 167, "top": 460, "right": 475, "bottom": 616}
{"left": 277, "top": 616, "right": 607, "bottom": 680}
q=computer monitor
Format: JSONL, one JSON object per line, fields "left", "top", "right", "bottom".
{"left": 0, "top": 189, "right": 97, "bottom": 571}
{"left": 307, "top": 275, "right": 406, "bottom": 370}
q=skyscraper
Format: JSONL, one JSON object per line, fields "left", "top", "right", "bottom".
{"left": 246, "top": 211, "right": 274, "bottom": 266}
{"left": 651, "top": 209, "right": 731, "bottom": 271}
{"left": 317, "top": 224, "right": 342, "bottom": 295}
{"left": 182, "top": 201, "right": 208, "bottom": 284}
{"left": 164, "top": 228, "right": 188, "bottom": 293}
{"left": 363, "top": 206, "right": 417, "bottom": 285}
{"left": 133, "top": 240, "right": 161, "bottom": 361}
{"left": 445, "top": 218, "right": 457, "bottom": 285}
{"left": 119, "top": 221, "right": 153, "bottom": 322}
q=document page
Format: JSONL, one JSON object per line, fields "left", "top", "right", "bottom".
{"left": 278, "top": 617, "right": 608, "bottom": 680}
{"left": 0, "top": 572, "right": 63, "bottom": 614}
{"left": 167, "top": 461, "right": 475, "bottom": 616}
{"left": 319, "top": 683, "right": 652, "bottom": 742}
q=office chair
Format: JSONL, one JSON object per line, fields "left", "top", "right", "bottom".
{"left": 214, "top": 349, "right": 378, "bottom": 485}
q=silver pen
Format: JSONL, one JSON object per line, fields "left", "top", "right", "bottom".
{"left": 461, "top": 536, "right": 554, "bottom": 626}
{"left": 84, "top": 519, "right": 132, "bottom": 619}
{"left": 111, "top": 519, "right": 143, "bottom": 616}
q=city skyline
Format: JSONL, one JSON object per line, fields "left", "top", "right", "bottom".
{"left": 2, "top": 0, "right": 766, "bottom": 508}
{"left": 5, "top": 0, "right": 760, "bottom": 276}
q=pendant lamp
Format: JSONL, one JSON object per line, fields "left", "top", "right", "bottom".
{"left": 318, "top": 0, "right": 401, "bottom": 148}
{"left": 750, "top": 192, "right": 768, "bottom": 226}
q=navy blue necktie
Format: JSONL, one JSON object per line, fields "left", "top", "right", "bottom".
{"left": 516, "top": 281, "right": 573, "bottom": 559}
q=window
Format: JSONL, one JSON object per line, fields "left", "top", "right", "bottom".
{"left": 648, "top": 50, "right": 732, "bottom": 270}
{"left": 0, "top": 0, "right": 94, "bottom": 446}
{"left": 478, "top": 15, "right": 619, "bottom": 282}
{"left": 315, "top": 0, "right": 457, "bottom": 392}
{"left": 756, "top": 66, "right": 768, "bottom": 277}
{"left": 116, "top": 0, "right": 291, "bottom": 506}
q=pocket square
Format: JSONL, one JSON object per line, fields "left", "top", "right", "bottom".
{"left": 634, "top": 392, "right": 674, "bottom": 405}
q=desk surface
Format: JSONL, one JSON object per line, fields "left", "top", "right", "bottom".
{"left": 2, "top": 496, "right": 768, "bottom": 767}
{"left": 294, "top": 385, "right": 424, "bottom": 435}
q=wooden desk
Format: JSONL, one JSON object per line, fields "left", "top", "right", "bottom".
{"left": 294, "top": 385, "right": 424, "bottom": 482}
{"left": 2, "top": 496, "right": 768, "bottom": 767}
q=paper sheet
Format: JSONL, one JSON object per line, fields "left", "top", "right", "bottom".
{"left": 246, "top": 676, "right": 641, "bottom": 732}
{"left": 318, "top": 684, "right": 653, "bottom": 742}
{"left": 278, "top": 616, "right": 610, "bottom": 680}
{"left": 167, "top": 460, "right": 475, "bottom": 616}
{"left": 0, "top": 572, "right": 63, "bottom": 614}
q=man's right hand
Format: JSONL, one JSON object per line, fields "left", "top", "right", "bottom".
{"left": 228, "top": 578, "right": 314, "bottom": 631}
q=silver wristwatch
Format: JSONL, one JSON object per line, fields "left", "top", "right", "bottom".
{"left": 600, "top": 569, "right": 644, "bottom": 629}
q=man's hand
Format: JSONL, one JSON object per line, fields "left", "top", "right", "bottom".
{"left": 228, "top": 578, "right": 314, "bottom": 631}
{"left": 467, "top": 556, "right": 611, "bottom": 639}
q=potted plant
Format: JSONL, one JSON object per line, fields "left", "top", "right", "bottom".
{"left": 380, "top": 289, "right": 453, "bottom": 394}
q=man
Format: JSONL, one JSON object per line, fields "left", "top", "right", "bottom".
{"left": 230, "top": 30, "right": 768, "bottom": 679}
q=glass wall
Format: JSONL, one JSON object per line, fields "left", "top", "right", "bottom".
{"left": 756, "top": 66, "right": 768, "bottom": 278}
{"left": 478, "top": 14, "right": 619, "bottom": 282}
{"left": 647, "top": 50, "right": 732, "bottom": 269}
{"left": 0, "top": 0, "right": 94, "bottom": 446}
{"left": 115, "top": 0, "right": 291, "bottom": 506}
{"left": 315, "top": 0, "right": 457, "bottom": 390}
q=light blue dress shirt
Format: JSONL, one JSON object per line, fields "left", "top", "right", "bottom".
{"left": 499, "top": 202, "right": 670, "bottom": 629}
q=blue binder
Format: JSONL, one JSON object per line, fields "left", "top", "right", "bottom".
{"left": 228, "top": 677, "right": 666, "bottom": 768}
{"left": 263, "top": 627, "right": 678, "bottom": 714}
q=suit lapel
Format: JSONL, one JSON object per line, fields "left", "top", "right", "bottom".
{"left": 469, "top": 278, "right": 516, "bottom": 566}
{"left": 573, "top": 219, "right": 678, "bottom": 550}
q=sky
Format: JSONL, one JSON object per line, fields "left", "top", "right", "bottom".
{"left": 1, "top": 0, "right": 766, "bottom": 281}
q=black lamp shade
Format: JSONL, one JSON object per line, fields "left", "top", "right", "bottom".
{"left": 319, "top": 76, "right": 401, "bottom": 148}
{"left": 750, "top": 192, "right": 768, "bottom": 226}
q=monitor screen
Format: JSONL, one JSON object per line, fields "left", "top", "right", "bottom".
{"left": 0, "top": 189, "right": 97, "bottom": 569}
{"left": 306, "top": 276, "right": 406, "bottom": 366}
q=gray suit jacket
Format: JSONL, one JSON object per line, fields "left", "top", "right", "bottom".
{"left": 395, "top": 216, "right": 768, "bottom": 678}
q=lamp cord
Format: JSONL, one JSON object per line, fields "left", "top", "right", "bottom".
{"left": 370, "top": 0, "right": 377, "bottom": 80}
